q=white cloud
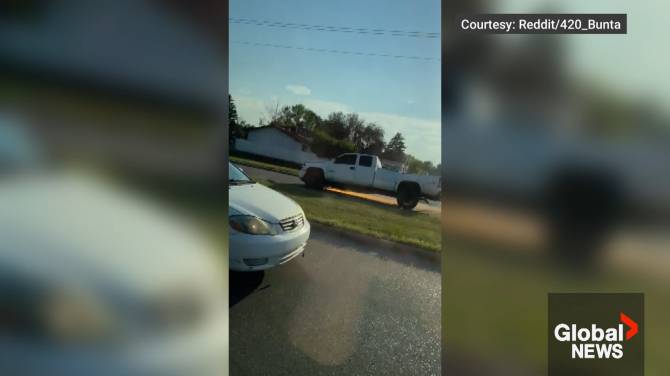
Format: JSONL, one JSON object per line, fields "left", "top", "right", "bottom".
{"left": 285, "top": 84, "right": 312, "bottom": 96}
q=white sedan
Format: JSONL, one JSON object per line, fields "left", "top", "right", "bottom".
{"left": 229, "top": 163, "right": 310, "bottom": 271}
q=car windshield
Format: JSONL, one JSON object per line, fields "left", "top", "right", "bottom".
{"left": 229, "top": 162, "right": 254, "bottom": 185}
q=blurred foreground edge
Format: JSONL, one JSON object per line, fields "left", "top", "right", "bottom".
{"left": 1, "top": 1, "right": 230, "bottom": 376}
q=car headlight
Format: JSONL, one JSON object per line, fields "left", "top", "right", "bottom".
{"left": 229, "top": 215, "right": 276, "bottom": 235}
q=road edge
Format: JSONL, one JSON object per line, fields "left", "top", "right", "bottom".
{"left": 311, "top": 222, "right": 441, "bottom": 267}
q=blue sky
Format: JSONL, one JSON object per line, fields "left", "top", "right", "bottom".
{"left": 230, "top": 0, "right": 441, "bottom": 164}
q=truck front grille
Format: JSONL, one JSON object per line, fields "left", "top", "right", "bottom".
{"left": 279, "top": 214, "right": 304, "bottom": 232}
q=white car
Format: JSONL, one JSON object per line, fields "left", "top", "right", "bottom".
{"left": 229, "top": 163, "right": 310, "bottom": 271}
{"left": 0, "top": 115, "right": 228, "bottom": 375}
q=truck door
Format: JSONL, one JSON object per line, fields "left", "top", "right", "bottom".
{"left": 329, "top": 154, "right": 357, "bottom": 184}
{"left": 355, "top": 155, "right": 376, "bottom": 186}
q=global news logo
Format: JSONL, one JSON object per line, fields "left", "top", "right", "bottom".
{"left": 549, "top": 293, "right": 643, "bottom": 375}
{"left": 553, "top": 312, "right": 638, "bottom": 359}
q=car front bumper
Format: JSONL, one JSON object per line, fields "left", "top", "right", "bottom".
{"left": 229, "top": 219, "right": 310, "bottom": 271}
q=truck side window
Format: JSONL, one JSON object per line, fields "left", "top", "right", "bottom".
{"left": 358, "top": 155, "right": 373, "bottom": 167}
{"left": 334, "top": 154, "right": 357, "bottom": 165}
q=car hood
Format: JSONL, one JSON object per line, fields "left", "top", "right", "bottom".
{"left": 229, "top": 183, "right": 302, "bottom": 222}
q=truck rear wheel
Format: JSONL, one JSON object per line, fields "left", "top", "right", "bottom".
{"left": 304, "top": 168, "right": 325, "bottom": 190}
{"left": 397, "top": 183, "right": 420, "bottom": 210}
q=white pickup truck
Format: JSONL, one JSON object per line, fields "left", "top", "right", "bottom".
{"left": 299, "top": 153, "right": 441, "bottom": 209}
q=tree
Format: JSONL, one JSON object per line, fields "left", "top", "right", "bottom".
{"left": 314, "top": 112, "right": 388, "bottom": 156}
{"left": 344, "top": 113, "right": 366, "bottom": 147}
{"left": 383, "top": 132, "right": 407, "bottom": 162}
{"left": 261, "top": 98, "right": 281, "bottom": 126}
{"left": 421, "top": 160, "right": 435, "bottom": 174}
{"left": 342, "top": 113, "right": 387, "bottom": 155}
{"left": 319, "top": 112, "right": 349, "bottom": 140}
{"left": 360, "top": 123, "right": 385, "bottom": 155}
{"left": 272, "top": 104, "right": 321, "bottom": 136}
{"left": 229, "top": 95, "right": 242, "bottom": 145}
{"left": 310, "top": 129, "right": 356, "bottom": 158}
{"left": 404, "top": 155, "right": 439, "bottom": 175}
{"left": 405, "top": 154, "right": 423, "bottom": 174}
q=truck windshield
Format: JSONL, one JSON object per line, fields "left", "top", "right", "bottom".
{"left": 334, "top": 154, "right": 357, "bottom": 165}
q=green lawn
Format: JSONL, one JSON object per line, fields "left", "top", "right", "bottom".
{"left": 230, "top": 156, "right": 300, "bottom": 177}
{"left": 122, "top": 170, "right": 439, "bottom": 252}
{"left": 262, "top": 180, "right": 441, "bottom": 252}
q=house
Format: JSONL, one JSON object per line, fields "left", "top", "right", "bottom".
{"left": 234, "top": 126, "right": 409, "bottom": 169}
{"left": 234, "top": 126, "right": 326, "bottom": 166}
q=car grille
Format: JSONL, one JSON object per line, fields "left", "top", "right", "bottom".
{"left": 279, "top": 214, "right": 304, "bottom": 232}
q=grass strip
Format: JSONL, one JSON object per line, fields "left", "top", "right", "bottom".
{"left": 230, "top": 156, "right": 300, "bottom": 177}
{"left": 262, "top": 180, "right": 441, "bottom": 252}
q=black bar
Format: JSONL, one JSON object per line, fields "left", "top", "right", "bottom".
{"left": 457, "top": 14, "right": 627, "bottom": 34}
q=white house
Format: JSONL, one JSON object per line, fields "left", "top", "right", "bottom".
{"left": 234, "top": 126, "right": 326, "bottom": 165}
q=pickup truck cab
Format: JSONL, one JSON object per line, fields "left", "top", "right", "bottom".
{"left": 299, "top": 153, "right": 440, "bottom": 209}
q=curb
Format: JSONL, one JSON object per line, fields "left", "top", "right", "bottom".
{"left": 310, "top": 222, "right": 441, "bottom": 267}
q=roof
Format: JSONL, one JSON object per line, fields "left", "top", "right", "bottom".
{"left": 245, "top": 125, "right": 312, "bottom": 145}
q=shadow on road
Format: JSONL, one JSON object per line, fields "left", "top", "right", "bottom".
{"left": 229, "top": 270, "right": 266, "bottom": 307}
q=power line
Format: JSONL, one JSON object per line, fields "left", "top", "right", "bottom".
{"left": 230, "top": 17, "right": 440, "bottom": 39}
{"left": 231, "top": 40, "right": 440, "bottom": 61}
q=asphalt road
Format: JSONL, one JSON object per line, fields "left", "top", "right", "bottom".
{"left": 230, "top": 224, "right": 441, "bottom": 375}
{"left": 240, "top": 165, "right": 441, "bottom": 216}
{"left": 240, "top": 165, "right": 300, "bottom": 184}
